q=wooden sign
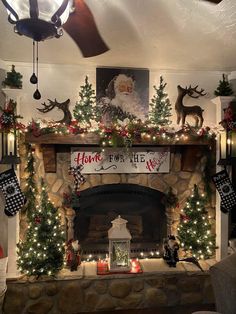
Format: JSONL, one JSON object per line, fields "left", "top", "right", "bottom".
{"left": 71, "top": 147, "right": 170, "bottom": 174}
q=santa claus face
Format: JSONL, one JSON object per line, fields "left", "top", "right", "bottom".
{"left": 114, "top": 74, "right": 134, "bottom": 96}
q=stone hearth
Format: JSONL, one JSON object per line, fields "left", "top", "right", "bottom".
{"left": 3, "top": 259, "right": 216, "bottom": 314}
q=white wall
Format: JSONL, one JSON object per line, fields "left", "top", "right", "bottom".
{"left": 4, "top": 61, "right": 227, "bottom": 128}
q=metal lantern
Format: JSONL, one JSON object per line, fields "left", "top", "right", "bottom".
{"left": 218, "top": 130, "right": 236, "bottom": 166}
{"left": 1, "top": 0, "right": 72, "bottom": 41}
{"left": 0, "top": 131, "right": 20, "bottom": 165}
{"left": 108, "top": 215, "right": 132, "bottom": 272}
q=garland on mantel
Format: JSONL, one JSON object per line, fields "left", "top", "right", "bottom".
{"left": 25, "top": 118, "right": 217, "bottom": 148}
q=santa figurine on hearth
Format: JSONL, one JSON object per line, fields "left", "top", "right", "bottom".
{"left": 66, "top": 239, "right": 81, "bottom": 271}
{"left": 163, "top": 235, "right": 180, "bottom": 267}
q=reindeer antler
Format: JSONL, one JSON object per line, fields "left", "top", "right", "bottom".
{"left": 37, "top": 99, "right": 57, "bottom": 113}
{"left": 187, "top": 85, "right": 206, "bottom": 98}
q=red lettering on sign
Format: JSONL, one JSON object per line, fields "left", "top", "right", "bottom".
{"left": 74, "top": 152, "right": 102, "bottom": 165}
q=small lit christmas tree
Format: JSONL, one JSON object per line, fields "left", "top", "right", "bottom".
{"left": 17, "top": 179, "right": 65, "bottom": 277}
{"left": 2, "top": 65, "right": 23, "bottom": 89}
{"left": 214, "top": 74, "right": 234, "bottom": 96}
{"left": 177, "top": 185, "right": 215, "bottom": 260}
{"left": 149, "top": 76, "right": 172, "bottom": 127}
{"left": 73, "top": 76, "right": 97, "bottom": 126}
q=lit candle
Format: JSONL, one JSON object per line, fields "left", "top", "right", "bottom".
{"left": 8, "top": 132, "right": 15, "bottom": 154}
{"left": 231, "top": 131, "right": 236, "bottom": 158}
{"left": 220, "top": 131, "right": 227, "bottom": 159}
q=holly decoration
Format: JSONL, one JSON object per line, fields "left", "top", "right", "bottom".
{"left": 149, "top": 76, "right": 172, "bottom": 127}
{"left": 0, "top": 99, "right": 24, "bottom": 132}
{"left": 214, "top": 73, "right": 234, "bottom": 96}
{"left": 220, "top": 99, "right": 236, "bottom": 131}
{"left": 2, "top": 65, "right": 23, "bottom": 89}
{"left": 177, "top": 185, "right": 215, "bottom": 260}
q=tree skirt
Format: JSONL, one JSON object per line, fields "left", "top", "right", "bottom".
{"left": 97, "top": 259, "right": 143, "bottom": 275}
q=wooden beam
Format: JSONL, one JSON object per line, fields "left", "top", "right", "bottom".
{"left": 42, "top": 145, "right": 56, "bottom": 173}
{"left": 24, "top": 132, "right": 213, "bottom": 146}
{"left": 181, "top": 146, "right": 204, "bottom": 172}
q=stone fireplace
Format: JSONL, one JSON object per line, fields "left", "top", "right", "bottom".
{"left": 73, "top": 183, "right": 167, "bottom": 256}
{"left": 19, "top": 145, "right": 216, "bottom": 260}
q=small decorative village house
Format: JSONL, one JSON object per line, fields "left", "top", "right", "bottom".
{"left": 108, "top": 215, "right": 132, "bottom": 272}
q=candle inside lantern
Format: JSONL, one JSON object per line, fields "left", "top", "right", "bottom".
{"left": 231, "top": 131, "right": 236, "bottom": 158}
{"left": 220, "top": 131, "right": 227, "bottom": 159}
{"left": 8, "top": 132, "right": 15, "bottom": 155}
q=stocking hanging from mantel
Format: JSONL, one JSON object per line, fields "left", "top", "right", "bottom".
{"left": 0, "top": 169, "right": 25, "bottom": 216}
{"left": 212, "top": 169, "right": 236, "bottom": 213}
{"left": 69, "top": 165, "right": 86, "bottom": 192}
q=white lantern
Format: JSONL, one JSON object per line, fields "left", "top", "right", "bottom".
{"left": 108, "top": 215, "right": 132, "bottom": 272}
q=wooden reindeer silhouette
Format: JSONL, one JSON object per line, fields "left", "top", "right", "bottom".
{"left": 175, "top": 85, "right": 206, "bottom": 127}
{"left": 37, "top": 98, "right": 72, "bottom": 125}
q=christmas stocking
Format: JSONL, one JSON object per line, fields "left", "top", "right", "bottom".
{"left": 0, "top": 169, "right": 25, "bottom": 216}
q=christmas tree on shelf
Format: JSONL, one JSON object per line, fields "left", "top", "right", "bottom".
{"left": 214, "top": 74, "right": 234, "bottom": 96}
{"left": 17, "top": 178, "right": 65, "bottom": 277}
{"left": 73, "top": 76, "right": 97, "bottom": 126}
{"left": 2, "top": 65, "right": 23, "bottom": 89}
{"left": 177, "top": 185, "right": 215, "bottom": 260}
{"left": 149, "top": 76, "right": 172, "bottom": 127}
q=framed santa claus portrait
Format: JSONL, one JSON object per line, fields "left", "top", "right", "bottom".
{"left": 96, "top": 67, "right": 149, "bottom": 123}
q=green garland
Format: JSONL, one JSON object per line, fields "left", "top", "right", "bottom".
{"left": 22, "top": 143, "right": 37, "bottom": 218}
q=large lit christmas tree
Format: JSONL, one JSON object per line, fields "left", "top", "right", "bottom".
{"left": 177, "top": 185, "right": 215, "bottom": 260}
{"left": 149, "top": 76, "right": 172, "bottom": 127}
{"left": 17, "top": 179, "right": 65, "bottom": 277}
{"left": 73, "top": 76, "right": 97, "bottom": 126}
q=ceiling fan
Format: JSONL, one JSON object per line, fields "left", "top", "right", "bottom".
{"left": 63, "top": 0, "right": 109, "bottom": 58}
{"left": 202, "top": 0, "right": 223, "bottom": 3}
{"left": 1, "top": 0, "right": 109, "bottom": 58}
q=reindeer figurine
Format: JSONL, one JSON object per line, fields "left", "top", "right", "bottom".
{"left": 175, "top": 85, "right": 206, "bottom": 128}
{"left": 37, "top": 98, "right": 72, "bottom": 125}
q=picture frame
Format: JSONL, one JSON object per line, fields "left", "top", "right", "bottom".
{"left": 96, "top": 67, "right": 149, "bottom": 123}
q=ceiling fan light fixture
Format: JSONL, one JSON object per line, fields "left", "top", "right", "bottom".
{"left": 1, "top": 0, "right": 72, "bottom": 41}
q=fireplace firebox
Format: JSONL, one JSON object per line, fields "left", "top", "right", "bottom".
{"left": 72, "top": 184, "right": 167, "bottom": 256}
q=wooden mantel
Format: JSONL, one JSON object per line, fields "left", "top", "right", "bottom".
{"left": 24, "top": 132, "right": 215, "bottom": 173}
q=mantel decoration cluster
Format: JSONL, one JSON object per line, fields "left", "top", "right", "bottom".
{"left": 1, "top": 76, "right": 218, "bottom": 150}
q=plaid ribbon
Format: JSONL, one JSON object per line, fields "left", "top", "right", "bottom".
{"left": 69, "top": 165, "right": 85, "bottom": 191}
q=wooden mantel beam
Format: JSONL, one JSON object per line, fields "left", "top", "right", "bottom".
{"left": 24, "top": 132, "right": 215, "bottom": 173}
{"left": 25, "top": 132, "right": 100, "bottom": 145}
{"left": 25, "top": 132, "right": 213, "bottom": 146}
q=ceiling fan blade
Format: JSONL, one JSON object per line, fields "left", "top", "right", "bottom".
{"left": 63, "top": 0, "right": 109, "bottom": 57}
{"left": 201, "top": 0, "right": 223, "bottom": 3}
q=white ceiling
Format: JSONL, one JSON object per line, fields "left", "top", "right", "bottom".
{"left": 0, "top": 0, "right": 236, "bottom": 71}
